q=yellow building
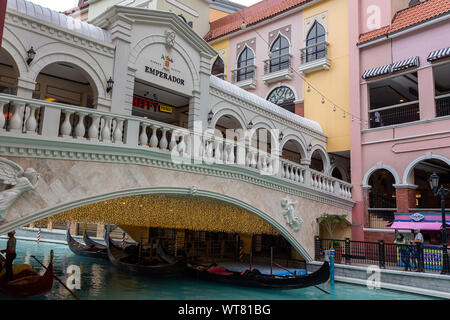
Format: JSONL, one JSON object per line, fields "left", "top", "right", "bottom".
{"left": 301, "top": 0, "right": 350, "bottom": 154}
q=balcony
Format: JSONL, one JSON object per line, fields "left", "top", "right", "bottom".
{"left": 298, "top": 42, "right": 330, "bottom": 75}
{"left": 231, "top": 65, "right": 257, "bottom": 90}
{"left": 261, "top": 54, "right": 293, "bottom": 85}
{"left": 436, "top": 93, "right": 450, "bottom": 117}
{"left": 368, "top": 101, "right": 420, "bottom": 129}
{"left": 0, "top": 93, "right": 354, "bottom": 203}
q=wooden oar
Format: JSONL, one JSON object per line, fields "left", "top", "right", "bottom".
{"left": 273, "top": 261, "right": 330, "bottom": 294}
{"left": 31, "top": 255, "right": 80, "bottom": 300}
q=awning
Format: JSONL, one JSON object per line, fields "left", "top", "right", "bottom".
{"left": 391, "top": 56, "right": 420, "bottom": 72}
{"left": 389, "top": 222, "right": 444, "bottom": 231}
{"left": 362, "top": 64, "right": 392, "bottom": 79}
{"left": 427, "top": 47, "right": 450, "bottom": 62}
{"left": 362, "top": 56, "right": 420, "bottom": 80}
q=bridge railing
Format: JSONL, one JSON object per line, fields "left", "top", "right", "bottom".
{"left": 0, "top": 94, "right": 353, "bottom": 201}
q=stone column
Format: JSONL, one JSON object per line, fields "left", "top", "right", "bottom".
{"left": 16, "top": 78, "right": 36, "bottom": 99}
{"left": 96, "top": 223, "right": 105, "bottom": 238}
{"left": 69, "top": 221, "right": 78, "bottom": 236}
{"left": 362, "top": 185, "right": 372, "bottom": 228}
{"left": 109, "top": 19, "right": 133, "bottom": 116}
{"left": 418, "top": 67, "right": 436, "bottom": 120}
{"left": 394, "top": 184, "right": 418, "bottom": 213}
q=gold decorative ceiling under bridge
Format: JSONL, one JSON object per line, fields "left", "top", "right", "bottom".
{"left": 40, "top": 194, "right": 278, "bottom": 235}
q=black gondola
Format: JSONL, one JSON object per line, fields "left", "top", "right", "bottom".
{"left": 186, "top": 261, "right": 330, "bottom": 289}
{"left": 106, "top": 229, "right": 186, "bottom": 276}
{"left": 83, "top": 231, "right": 107, "bottom": 249}
{"left": 66, "top": 224, "right": 108, "bottom": 259}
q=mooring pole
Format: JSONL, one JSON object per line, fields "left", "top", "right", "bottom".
{"left": 330, "top": 248, "right": 335, "bottom": 285}
{"left": 270, "top": 246, "right": 273, "bottom": 276}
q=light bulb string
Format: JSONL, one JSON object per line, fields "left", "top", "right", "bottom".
{"left": 236, "top": 12, "right": 365, "bottom": 124}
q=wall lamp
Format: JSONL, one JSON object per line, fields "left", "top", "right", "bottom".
{"left": 27, "top": 47, "right": 36, "bottom": 65}
{"left": 247, "top": 120, "right": 254, "bottom": 130}
{"left": 208, "top": 110, "right": 214, "bottom": 124}
{"left": 279, "top": 131, "right": 284, "bottom": 143}
{"left": 307, "top": 143, "right": 312, "bottom": 152}
{"left": 106, "top": 77, "right": 114, "bottom": 93}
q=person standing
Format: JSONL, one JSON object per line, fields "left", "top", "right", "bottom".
{"left": 411, "top": 228, "right": 424, "bottom": 244}
{"left": 394, "top": 233, "right": 410, "bottom": 271}
{"left": 1, "top": 231, "right": 17, "bottom": 282}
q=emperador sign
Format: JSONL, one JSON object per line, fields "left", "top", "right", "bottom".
{"left": 0, "top": 0, "right": 7, "bottom": 47}
{"left": 135, "top": 43, "right": 194, "bottom": 97}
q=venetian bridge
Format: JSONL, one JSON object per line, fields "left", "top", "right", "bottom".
{"left": 0, "top": 0, "right": 354, "bottom": 261}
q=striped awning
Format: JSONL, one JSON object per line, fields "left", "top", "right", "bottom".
{"left": 427, "top": 47, "right": 450, "bottom": 62}
{"left": 362, "top": 64, "right": 392, "bottom": 79}
{"left": 362, "top": 56, "right": 420, "bottom": 80}
{"left": 391, "top": 56, "right": 420, "bottom": 72}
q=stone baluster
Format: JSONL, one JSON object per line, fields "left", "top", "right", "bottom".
{"left": 262, "top": 154, "right": 268, "bottom": 172}
{"left": 101, "top": 116, "right": 112, "bottom": 142}
{"left": 286, "top": 165, "right": 291, "bottom": 180}
{"left": 250, "top": 150, "right": 257, "bottom": 168}
{"left": 88, "top": 114, "right": 100, "bottom": 141}
{"left": 8, "top": 102, "right": 25, "bottom": 133}
{"left": 169, "top": 129, "right": 178, "bottom": 151}
{"left": 228, "top": 142, "right": 235, "bottom": 164}
{"left": 293, "top": 167, "right": 299, "bottom": 182}
{"left": 74, "top": 112, "right": 87, "bottom": 139}
{"left": 281, "top": 162, "right": 286, "bottom": 178}
{"left": 113, "top": 118, "right": 123, "bottom": 143}
{"left": 178, "top": 133, "right": 186, "bottom": 156}
{"left": 223, "top": 142, "right": 229, "bottom": 164}
{"left": 206, "top": 139, "right": 214, "bottom": 160}
{"left": 245, "top": 148, "right": 251, "bottom": 167}
{"left": 159, "top": 128, "right": 168, "bottom": 150}
{"left": 149, "top": 125, "right": 160, "bottom": 148}
{"left": 25, "top": 104, "right": 39, "bottom": 134}
{"left": 0, "top": 100, "right": 7, "bottom": 131}
{"left": 256, "top": 153, "right": 263, "bottom": 170}
{"left": 268, "top": 157, "right": 273, "bottom": 174}
{"left": 214, "top": 138, "right": 222, "bottom": 163}
{"left": 139, "top": 123, "right": 148, "bottom": 146}
{"left": 61, "top": 110, "right": 74, "bottom": 137}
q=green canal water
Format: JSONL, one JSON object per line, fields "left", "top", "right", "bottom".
{"left": 0, "top": 239, "right": 439, "bottom": 300}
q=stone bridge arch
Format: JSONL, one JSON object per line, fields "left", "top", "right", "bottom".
{"left": 0, "top": 156, "right": 352, "bottom": 261}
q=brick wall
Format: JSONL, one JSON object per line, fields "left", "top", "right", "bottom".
{"left": 396, "top": 188, "right": 417, "bottom": 212}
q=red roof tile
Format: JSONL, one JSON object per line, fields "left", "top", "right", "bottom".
{"left": 358, "top": 0, "right": 450, "bottom": 45}
{"left": 205, "top": 0, "right": 314, "bottom": 42}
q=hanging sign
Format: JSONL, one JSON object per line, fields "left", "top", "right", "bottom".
{"left": 410, "top": 213, "right": 425, "bottom": 222}
{"left": 159, "top": 105, "right": 173, "bottom": 113}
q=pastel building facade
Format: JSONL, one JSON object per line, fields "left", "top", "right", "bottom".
{"left": 349, "top": 0, "right": 450, "bottom": 242}
{"left": 207, "top": 0, "right": 351, "bottom": 185}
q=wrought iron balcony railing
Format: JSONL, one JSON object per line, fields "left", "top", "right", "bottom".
{"left": 263, "top": 54, "right": 292, "bottom": 75}
{"left": 230, "top": 65, "right": 256, "bottom": 84}
{"left": 300, "top": 41, "right": 329, "bottom": 64}
{"left": 436, "top": 93, "right": 450, "bottom": 117}
{"left": 369, "top": 101, "right": 420, "bottom": 128}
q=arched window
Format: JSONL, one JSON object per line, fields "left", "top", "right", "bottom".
{"left": 212, "top": 56, "right": 225, "bottom": 79}
{"left": 306, "top": 21, "right": 326, "bottom": 62}
{"left": 269, "top": 35, "right": 290, "bottom": 72}
{"left": 267, "top": 86, "right": 296, "bottom": 113}
{"left": 237, "top": 47, "right": 255, "bottom": 82}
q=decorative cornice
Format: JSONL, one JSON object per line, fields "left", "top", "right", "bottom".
{"left": 5, "top": 11, "right": 115, "bottom": 58}
{"left": 209, "top": 87, "right": 327, "bottom": 143}
{"left": 0, "top": 135, "right": 354, "bottom": 211}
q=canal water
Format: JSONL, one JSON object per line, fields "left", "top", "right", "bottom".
{"left": 0, "top": 239, "right": 438, "bottom": 300}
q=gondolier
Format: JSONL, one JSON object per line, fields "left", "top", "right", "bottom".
{"left": 1, "top": 231, "right": 17, "bottom": 282}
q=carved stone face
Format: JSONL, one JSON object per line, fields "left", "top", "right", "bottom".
{"left": 24, "top": 168, "right": 39, "bottom": 185}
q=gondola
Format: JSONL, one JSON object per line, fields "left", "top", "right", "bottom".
{"left": 186, "top": 261, "right": 330, "bottom": 289}
{"left": 66, "top": 224, "right": 108, "bottom": 259}
{"left": 0, "top": 251, "right": 54, "bottom": 298}
{"left": 106, "top": 230, "right": 186, "bottom": 276}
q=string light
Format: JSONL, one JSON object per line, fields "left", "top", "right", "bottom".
{"left": 235, "top": 11, "right": 364, "bottom": 123}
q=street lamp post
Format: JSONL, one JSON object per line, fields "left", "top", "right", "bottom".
{"left": 429, "top": 172, "right": 450, "bottom": 274}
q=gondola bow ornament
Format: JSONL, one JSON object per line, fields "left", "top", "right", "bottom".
{"left": 281, "top": 197, "right": 303, "bottom": 231}
{"left": 0, "top": 157, "right": 40, "bottom": 222}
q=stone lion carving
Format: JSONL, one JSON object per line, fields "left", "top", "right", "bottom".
{"left": 0, "top": 158, "right": 40, "bottom": 222}
{"left": 280, "top": 197, "right": 303, "bottom": 231}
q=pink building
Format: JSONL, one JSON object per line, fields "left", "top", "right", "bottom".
{"left": 349, "top": 0, "right": 450, "bottom": 243}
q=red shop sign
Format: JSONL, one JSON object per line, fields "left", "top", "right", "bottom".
{"left": 132, "top": 96, "right": 159, "bottom": 112}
